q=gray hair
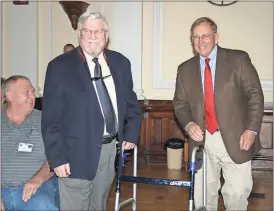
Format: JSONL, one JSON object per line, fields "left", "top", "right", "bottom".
{"left": 2, "top": 75, "right": 30, "bottom": 98}
{"left": 190, "top": 17, "right": 218, "bottom": 36}
{"left": 77, "top": 11, "right": 108, "bottom": 31}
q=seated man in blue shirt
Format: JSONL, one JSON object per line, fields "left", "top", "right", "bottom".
{"left": 1, "top": 75, "right": 59, "bottom": 211}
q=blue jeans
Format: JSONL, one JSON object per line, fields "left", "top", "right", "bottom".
{"left": 1, "top": 176, "right": 59, "bottom": 211}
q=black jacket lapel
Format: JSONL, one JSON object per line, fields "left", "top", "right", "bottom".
{"left": 75, "top": 46, "right": 101, "bottom": 112}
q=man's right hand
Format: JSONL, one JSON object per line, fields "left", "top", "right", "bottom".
{"left": 186, "top": 122, "right": 204, "bottom": 142}
{"left": 1, "top": 196, "right": 5, "bottom": 211}
{"left": 54, "top": 163, "right": 71, "bottom": 177}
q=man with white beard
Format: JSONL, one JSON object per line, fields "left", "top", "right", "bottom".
{"left": 41, "top": 11, "right": 142, "bottom": 211}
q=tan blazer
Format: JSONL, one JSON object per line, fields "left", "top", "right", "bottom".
{"left": 173, "top": 46, "right": 264, "bottom": 165}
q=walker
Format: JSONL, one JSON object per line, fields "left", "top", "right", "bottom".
{"left": 114, "top": 144, "right": 207, "bottom": 211}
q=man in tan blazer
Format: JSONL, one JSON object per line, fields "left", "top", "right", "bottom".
{"left": 173, "top": 17, "right": 264, "bottom": 210}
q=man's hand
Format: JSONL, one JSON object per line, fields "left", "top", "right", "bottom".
{"left": 239, "top": 130, "right": 256, "bottom": 151}
{"left": 21, "top": 161, "right": 54, "bottom": 202}
{"left": 54, "top": 163, "right": 71, "bottom": 178}
{"left": 186, "top": 122, "right": 204, "bottom": 142}
{"left": 22, "top": 177, "right": 43, "bottom": 202}
{"left": 1, "top": 196, "right": 5, "bottom": 211}
{"left": 122, "top": 141, "right": 135, "bottom": 150}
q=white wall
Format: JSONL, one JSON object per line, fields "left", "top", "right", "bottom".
{"left": 2, "top": 1, "right": 273, "bottom": 102}
{"left": 0, "top": 2, "right": 2, "bottom": 77}
{"left": 2, "top": 2, "right": 39, "bottom": 90}
{"left": 142, "top": 1, "right": 273, "bottom": 102}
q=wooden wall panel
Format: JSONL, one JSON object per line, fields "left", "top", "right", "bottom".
{"left": 139, "top": 100, "right": 273, "bottom": 171}
{"left": 252, "top": 112, "right": 273, "bottom": 170}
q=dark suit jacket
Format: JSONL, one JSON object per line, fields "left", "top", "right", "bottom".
{"left": 173, "top": 46, "right": 264, "bottom": 165}
{"left": 41, "top": 47, "right": 142, "bottom": 180}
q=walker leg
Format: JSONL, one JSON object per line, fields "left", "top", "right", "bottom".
{"left": 114, "top": 145, "right": 138, "bottom": 211}
{"left": 114, "top": 142, "right": 123, "bottom": 211}
{"left": 132, "top": 146, "right": 138, "bottom": 211}
{"left": 188, "top": 145, "right": 205, "bottom": 211}
{"left": 114, "top": 192, "right": 120, "bottom": 211}
{"left": 202, "top": 149, "right": 207, "bottom": 209}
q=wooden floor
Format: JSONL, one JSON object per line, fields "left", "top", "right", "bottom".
{"left": 107, "top": 158, "right": 273, "bottom": 211}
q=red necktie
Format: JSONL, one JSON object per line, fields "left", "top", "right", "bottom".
{"left": 204, "top": 58, "right": 218, "bottom": 134}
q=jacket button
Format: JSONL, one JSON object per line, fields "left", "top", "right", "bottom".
{"left": 98, "top": 144, "right": 102, "bottom": 148}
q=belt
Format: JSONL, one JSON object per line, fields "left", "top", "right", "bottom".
{"left": 102, "top": 133, "right": 117, "bottom": 144}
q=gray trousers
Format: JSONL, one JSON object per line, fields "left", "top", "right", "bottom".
{"left": 58, "top": 141, "right": 116, "bottom": 211}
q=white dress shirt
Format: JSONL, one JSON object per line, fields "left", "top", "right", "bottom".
{"left": 84, "top": 51, "right": 119, "bottom": 136}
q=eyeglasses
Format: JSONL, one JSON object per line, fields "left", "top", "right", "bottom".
{"left": 80, "top": 28, "right": 107, "bottom": 36}
{"left": 192, "top": 33, "right": 215, "bottom": 42}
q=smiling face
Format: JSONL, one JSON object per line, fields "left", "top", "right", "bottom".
{"left": 5, "top": 78, "right": 35, "bottom": 115}
{"left": 78, "top": 18, "right": 109, "bottom": 57}
{"left": 192, "top": 22, "right": 219, "bottom": 57}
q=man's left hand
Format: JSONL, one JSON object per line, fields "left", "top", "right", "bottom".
{"left": 22, "top": 177, "right": 42, "bottom": 202}
{"left": 239, "top": 130, "right": 256, "bottom": 151}
{"left": 122, "top": 141, "right": 135, "bottom": 150}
